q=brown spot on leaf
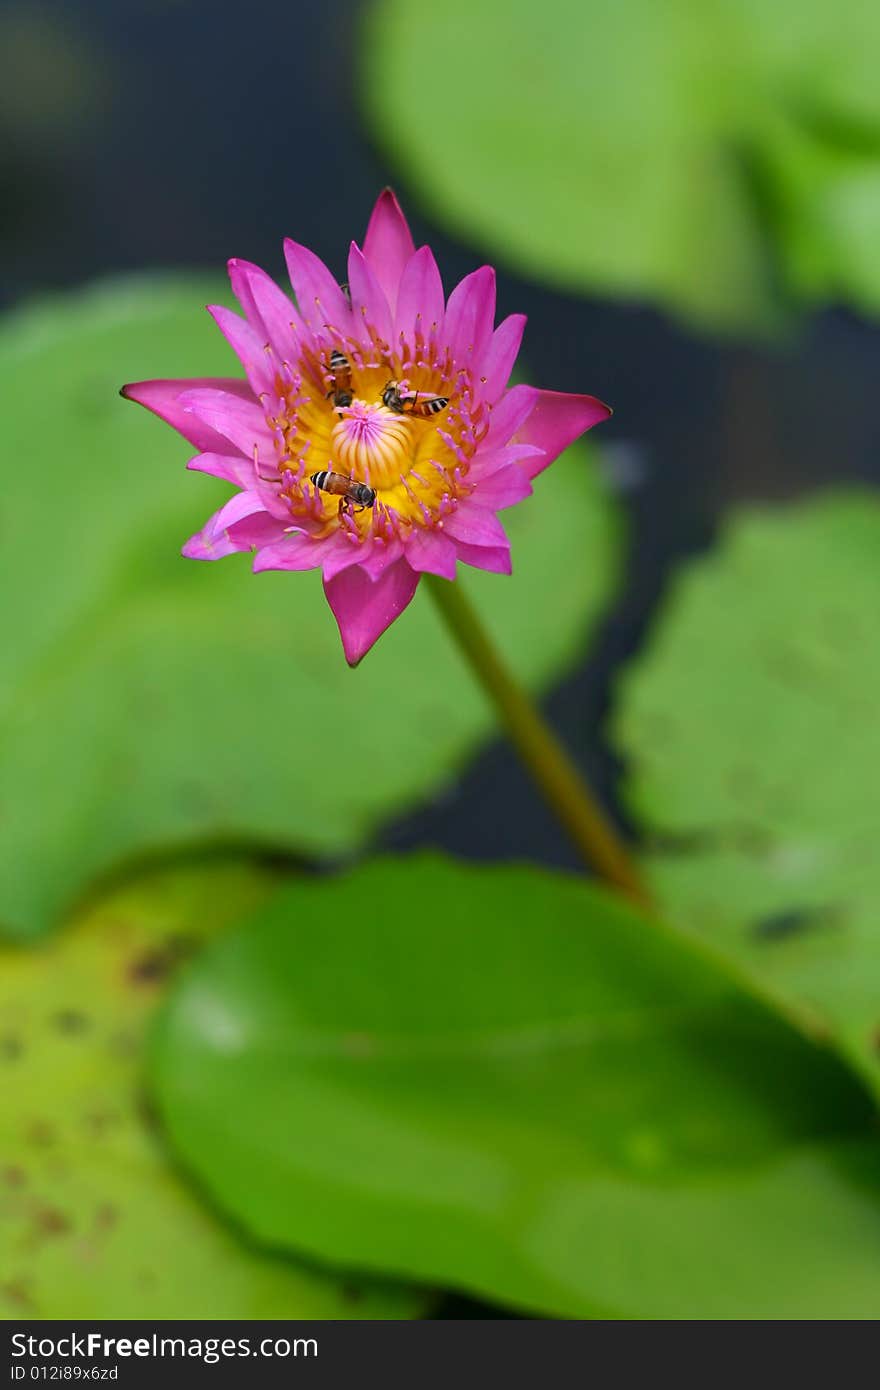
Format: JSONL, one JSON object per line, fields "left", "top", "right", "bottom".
{"left": 135, "top": 1091, "right": 160, "bottom": 1132}
{"left": 128, "top": 933, "right": 198, "bottom": 986}
{"left": 751, "top": 904, "right": 845, "bottom": 942}
{"left": 84, "top": 1109, "right": 118, "bottom": 1138}
{"left": 128, "top": 949, "right": 172, "bottom": 985}
{"left": 25, "top": 1119, "right": 56, "bottom": 1147}
{"left": 1, "top": 1035, "right": 23, "bottom": 1061}
{"left": 94, "top": 1203, "right": 117, "bottom": 1231}
{"left": 2, "top": 1166, "right": 26, "bottom": 1188}
{"left": 647, "top": 824, "right": 775, "bottom": 858}
{"left": 0, "top": 1280, "right": 34, "bottom": 1311}
{"left": 32, "top": 1204, "right": 70, "bottom": 1237}
{"left": 52, "top": 1009, "right": 89, "bottom": 1035}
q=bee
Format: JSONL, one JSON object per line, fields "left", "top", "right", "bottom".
{"left": 325, "top": 350, "right": 354, "bottom": 411}
{"left": 381, "top": 379, "right": 449, "bottom": 418}
{"left": 310, "top": 470, "right": 376, "bottom": 515}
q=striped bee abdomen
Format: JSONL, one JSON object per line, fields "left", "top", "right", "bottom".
{"left": 310, "top": 470, "right": 376, "bottom": 512}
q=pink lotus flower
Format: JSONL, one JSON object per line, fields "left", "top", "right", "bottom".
{"left": 122, "top": 191, "right": 610, "bottom": 664}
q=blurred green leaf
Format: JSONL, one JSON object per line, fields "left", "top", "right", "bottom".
{"left": 0, "top": 861, "right": 423, "bottom": 1318}
{"left": 0, "top": 277, "right": 620, "bottom": 938}
{"left": 150, "top": 855, "right": 880, "bottom": 1319}
{"left": 615, "top": 492, "right": 880, "bottom": 1093}
{"left": 362, "top": 0, "right": 880, "bottom": 332}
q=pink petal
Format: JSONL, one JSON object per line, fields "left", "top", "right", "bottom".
{"left": 253, "top": 528, "right": 347, "bottom": 573}
{"left": 358, "top": 536, "right": 403, "bottom": 580}
{"left": 227, "top": 258, "right": 303, "bottom": 362}
{"left": 394, "top": 245, "right": 445, "bottom": 344}
{"left": 453, "top": 541, "right": 512, "bottom": 575}
{"left": 183, "top": 492, "right": 273, "bottom": 560}
{"left": 484, "top": 383, "right": 538, "bottom": 450}
{"left": 208, "top": 304, "right": 274, "bottom": 395}
{"left": 283, "top": 239, "right": 351, "bottom": 338}
{"left": 480, "top": 314, "right": 527, "bottom": 404}
{"left": 443, "top": 505, "right": 510, "bottom": 549}
{"left": 324, "top": 557, "right": 420, "bottom": 666}
{"left": 362, "top": 188, "right": 416, "bottom": 316}
{"left": 443, "top": 266, "right": 496, "bottom": 364}
{"left": 177, "top": 388, "right": 275, "bottom": 463}
{"left": 187, "top": 451, "right": 289, "bottom": 519}
{"left": 187, "top": 450, "right": 256, "bottom": 489}
{"left": 469, "top": 441, "right": 544, "bottom": 481}
{"left": 120, "top": 378, "right": 253, "bottom": 455}
{"left": 347, "top": 241, "right": 393, "bottom": 347}
{"left": 225, "top": 510, "right": 289, "bottom": 550}
{"left": 472, "top": 464, "right": 533, "bottom": 510}
{"left": 321, "top": 534, "right": 375, "bottom": 582}
{"left": 513, "top": 389, "right": 612, "bottom": 479}
{"left": 404, "top": 526, "right": 458, "bottom": 580}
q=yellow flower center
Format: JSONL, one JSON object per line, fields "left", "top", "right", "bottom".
{"left": 330, "top": 403, "right": 412, "bottom": 489}
{"left": 259, "top": 330, "right": 489, "bottom": 542}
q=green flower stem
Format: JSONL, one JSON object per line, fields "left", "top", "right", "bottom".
{"left": 425, "top": 575, "right": 650, "bottom": 908}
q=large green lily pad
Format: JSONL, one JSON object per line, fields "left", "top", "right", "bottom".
{"left": 0, "top": 277, "right": 619, "bottom": 938}
{"left": 150, "top": 855, "right": 880, "bottom": 1319}
{"left": 0, "top": 861, "right": 423, "bottom": 1318}
{"left": 362, "top": 0, "right": 880, "bottom": 332}
{"left": 615, "top": 491, "right": 880, "bottom": 1092}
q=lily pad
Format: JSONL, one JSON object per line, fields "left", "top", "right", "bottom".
{"left": 362, "top": 0, "right": 880, "bottom": 332}
{"left": 0, "top": 861, "right": 422, "bottom": 1318}
{"left": 150, "top": 855, "right": 880, "bottom": 1319}
{"left": 615, "top": 491, "right": 880, "bottom": 1092}
{"left": 0, "top": 277, "right": 619, "bottom": 938}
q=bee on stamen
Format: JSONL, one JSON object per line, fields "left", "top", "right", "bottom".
{"left": 325, "top": 350, "right": 354, "bottom": 412}
{"left": 382, "top": 379, "right": 449, "bottom": 418}
{"left": 310, "top": 470, "right": 376, "bottom": 516}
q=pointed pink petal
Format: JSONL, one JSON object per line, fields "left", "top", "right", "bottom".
{"left": 484, "top": 383, "right": 538, "bottom": 449}
{"left": 404, "top": 526, "right": 458, "bottom": 580}
{"left": 513, "top": 389, "right": 612, "bottom": 479}
{"left": 187, "top": 451, "right": 289, "bottom": 519}
{"left": 469, "top": 441, "right": 544, "bottom": 481}
{"left": 443, "top": 505, "right": 509, "bottom": 549}
{"left": 481, "top": 314, "right": 527, "bottom": 403}
{"left": 253, "top": 531, "right": 338, "bottom": 573}
{"left": 227, "top": 259, "right": 303, "bottom": 362}
{"left": 208, "top": 304, "right": 274, "bottom": 395}
{"left": 395, "top": 245, "right": 445, "bottom": 343}
{"left": 454, "top": 541, "right": 512, "bottom": 575}
{"left": 324, "top": 558, "right": 419, "bottom": 666}
{"left": 347, "top": 241, "right": 393, "bottom": 347}
{"left": 321, "top": 534, "right": 374, "bottom": 582}
{"left": 187, "top": 450, "right": 256, "bottom": 489}
{"left": 362, "top": 188, "right": 416, "bottom": 316}
{"left": 472, "top": 464, "right": 533, "bottom": 510}
{"left": 121, "top": 378, "right": 253, "bottom": 454}
{"left": 225, "top": 510, "right": 289, "bottom": 549}
{"left": 358, "top": 536, "right": 403, "bottom": 580}
{"left": 443, "top": 266, "right": 496, "bottom": 364}
{"left": 183, "top": 492, "right": 272, "bottom": 560}
{"left": 283, "top": 239, "right": 351, "bottom": 338}
{"left": 177, "top": 388, "right": 275, "bottom": 463}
